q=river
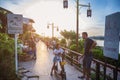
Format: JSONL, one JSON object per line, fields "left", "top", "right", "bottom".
{"left": 95, "top": 40, "right": 120, "bottom": 53}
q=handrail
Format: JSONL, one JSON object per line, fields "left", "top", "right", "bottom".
{"left": 62, "top": 47, "right": 82, "bottom": 56}
{"left": 93, "top": 59, "right": 120, "bottom": 71}
{"left": 62, "top": 47, "right": 120, "bottom": 80}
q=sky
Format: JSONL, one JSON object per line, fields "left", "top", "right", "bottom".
{"left": 0, "top": 0, "right": 120, "bottom": 37}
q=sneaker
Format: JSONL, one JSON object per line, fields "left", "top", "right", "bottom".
{"left": 78, "top": 76, "right": 85, "bottom": 79}
{"left": 50, "top": 72, "right": 53, "bottom": 76}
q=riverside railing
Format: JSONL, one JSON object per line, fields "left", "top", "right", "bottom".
{"left": 62, "top": 47, "right": 120, "bottom": 80}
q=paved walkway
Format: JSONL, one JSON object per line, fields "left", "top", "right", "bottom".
{"left": 19, "top": 41, "right": 83, "bottom": 80}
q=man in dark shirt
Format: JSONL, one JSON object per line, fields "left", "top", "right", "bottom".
{"left": 78, "top": 32, "right": 96, "bottom": 80}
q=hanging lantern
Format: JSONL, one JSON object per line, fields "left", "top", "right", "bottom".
{"left": 47, "top": 25, "right": 49, "bottom": 29}
{"left": 63, "top": 0, "right": 68, "bottom": 8}
{"left": 57, "top": 27, "right": 59, "bottom": 31}
{"left": 87, "top": 9, "right": 92, "bottom": 17}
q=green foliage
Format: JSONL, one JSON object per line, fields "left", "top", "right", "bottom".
{"left": 69, "top": 39, "right": 76, "bottom": 46}
{"left": 0, "top": 7, "right": 13, "bottom": 33}
{"left": 60, "top": 30, "right": 76, "bottom": 40}
{"left": 0, "top": 33, "right": 14, "bottom": 54}
{"left": 0, "top": 33, "right": 19, "bottom": 80}
{"left": 69, "top": 39, "right": 84, "bottom": 53}
{"left": 91, "top": 73, "right": 104, "bottom": 80}
{"left": 60, "top": 38, "right": 66, "bottom": 47}
{"left": 92, "top": 46, "right": 104, "bottom": 60}
{"left": 70, "top": 44, "right": 77, "bottom": 51}
{"left": 0, "top": 23, "right": 2, "bottom": 29}
{"left": 78, "top": 39, "right": 84, "bottom": 53}
{"left": 92, "top": 46, "right": 120, "bottom": 67}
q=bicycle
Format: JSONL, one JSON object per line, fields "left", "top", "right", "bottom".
{"left": 54, "top": 60, "right": 66, "bottom": 80}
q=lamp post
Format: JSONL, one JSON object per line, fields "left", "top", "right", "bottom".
{"left": 63, "top": 0, "right": 92, "bottom": 51}
{"left": 47, "top": 23, "right": 59, "bottom": 38}
{"left": 41, "top": 33, "right": 45, "bottom": 40}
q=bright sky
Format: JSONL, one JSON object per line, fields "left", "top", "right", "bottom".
{"left": 0, "top": 0, "right": 120, "bottom": 37}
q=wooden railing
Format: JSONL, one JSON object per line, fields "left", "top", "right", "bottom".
{"left": 62, "top": 47, "right": 120, "bottom": 80}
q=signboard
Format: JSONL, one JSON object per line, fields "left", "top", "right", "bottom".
{"left": 7, "top": 14, "right": 23, "bottom": 34}
{"left": 104, "top": 12, "right": 120, "bottom": 60}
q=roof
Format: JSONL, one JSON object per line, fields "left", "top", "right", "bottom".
{"left": 23, "top": 17, "right": 35, "bottom": 24}
{"left": 0, "top": 7, "right": 13, "bottom": 14}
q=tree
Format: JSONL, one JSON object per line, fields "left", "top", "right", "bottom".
{"left": 60, "top": 30, "right": 76, "bottom": 47}
{"left": 60, "top": 38, "right": 66, "bottom": 47}
{"left": 0, "top": 33, "right": 19, "bottom": 80}
{"left": 60, "top": 30, "right": 84, "bottom": 52}
{"left": 60, "top": 30, "right": 76, "bottom": 40}
{"left": 0, "top": 7, "right": 13, "bottom": 33}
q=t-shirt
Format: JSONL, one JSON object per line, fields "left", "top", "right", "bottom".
{"left": 84, "top": 38, "right": 94, "bottom": 56}
{"left": 53, "top": 48, "right": 64, "bottom": 61}
{"left": 54, "top": 48, "right": 64, "bottom": 55}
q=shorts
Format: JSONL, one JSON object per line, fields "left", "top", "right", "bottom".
{"left": 83, "top": 55, "right": 92, "bottom": 69}
{"left": 53, "top": 56, "right": 61, "bottom": 62}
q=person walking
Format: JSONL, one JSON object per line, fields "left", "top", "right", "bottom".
{"left": 78, "top": 32, "right": 96, "bottom": 80}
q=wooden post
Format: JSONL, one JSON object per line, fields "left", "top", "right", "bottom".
{"left": 71, "top": 52, "right": 73, "bottom": 65}
{"left": 103, "top": 58, "right": 106, "bottom": 80}
{"left": 96, "top": 62, "right": 100, "bottom": 80}
{"left": 113, "top": 60, "right": 118, "bottom": 80}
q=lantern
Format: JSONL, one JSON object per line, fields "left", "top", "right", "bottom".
{"left": 63, "top": 0, "right": 68, "bottom": 8}
{"left": 87, "top": 9, "right": 92, "bottom": 17}
{"left": 47, "top": 25, "right": 49, "bottom": 29}
{"left": 57, "top": 27, "right": 59, "bottom": 31}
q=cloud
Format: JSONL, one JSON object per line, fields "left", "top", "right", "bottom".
{"left": 1, "top": 0, "right": 119, "bottom": 37}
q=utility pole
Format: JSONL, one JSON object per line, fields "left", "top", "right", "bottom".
{"left": 52, "top": 23, "right": 54, "bottom": 38}
{"left": 63, "top": 0, "right": 91, "bottom": 51}
{"left": 76, "top": 0, "right": 79, "bottom": 51}
{"left": 76, "top": 1, "right": 91, "bottom": 51}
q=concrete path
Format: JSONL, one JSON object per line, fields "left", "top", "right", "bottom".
{"left": 19, "top": 41, "right": 83, "bottom": 80}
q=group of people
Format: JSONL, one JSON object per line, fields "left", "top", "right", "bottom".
{"left": 46, "top": 40, "right": 57, "bottom": 50}
{"left": 23, "top": 37, "right": 36, "bottom": 60}
{"left": 50, "top": 32, "right": 96, "bottom": 80}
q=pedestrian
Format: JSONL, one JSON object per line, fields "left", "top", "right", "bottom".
{"left": 78, "top": 32, "right": 96, "bottom": 80}
{"left": 50, "top": 43, "right": 64, "bottom": 76}
{"left": 52, "top": 40, "right": 56, "bottom": 50}
{"left": 46, "top": 41, "right": 50, "bottom": 50}
{"left": 30, "top": 37, "right": 36, "bottom": 60}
